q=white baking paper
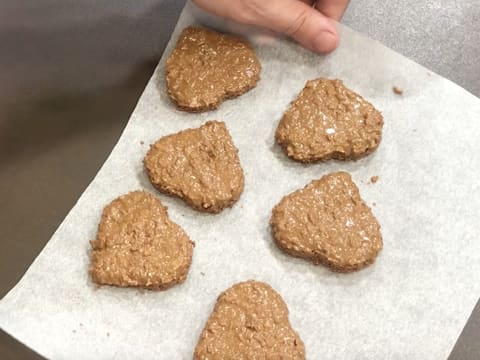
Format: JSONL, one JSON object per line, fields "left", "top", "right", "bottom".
{"left": 1, "top": 2, "right": 480, "bottom": 359}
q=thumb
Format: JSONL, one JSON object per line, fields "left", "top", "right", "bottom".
{"left": 249, "top": 0, "right": 339, "bottom": 53}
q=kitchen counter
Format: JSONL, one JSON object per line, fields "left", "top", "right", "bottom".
{"left": 1, "top": 1, "right": 478, "bottom": 358}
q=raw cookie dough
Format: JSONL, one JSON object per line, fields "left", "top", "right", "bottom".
{"left": 90, "top": 191, "right": 194, "bottom": 289}
{"left": 166, "top": 26, "right": 261, "bottom": 112}
{"left": 270, "top": 172, "right": 382, "bottom": 272}
{"left": 275, "top": 78, "right": 383, "bottom": 162}
{"left": 144, "top": 121, "right": 244, "bottom": 213}
{"left": 194, "top": 280, "right": 305, "bottom": 359}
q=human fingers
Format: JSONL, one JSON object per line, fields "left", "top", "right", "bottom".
{"left": 314, "top": 0, "right": 350, "bottom": 21}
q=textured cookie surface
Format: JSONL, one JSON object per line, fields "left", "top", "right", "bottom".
{"left": 166, "top": 26, "right": 261, "bottom": 112}
{"left": 90, "top": 191, "right": 193, "bottom": 289}
{"left": 276, "top": 78, "right": 383, "bottom": 162}
{"left": 194, "top": 280, "right": 305, "bottom": 360}
{"left": 271, "top": 172, "right": 382, "bottom": 272}
{"left": 144, "top": 121, "right": 244, "bottom": 213}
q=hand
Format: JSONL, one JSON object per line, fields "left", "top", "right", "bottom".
{"left": 193, "top": 0, "right": 350, "bottom": 53}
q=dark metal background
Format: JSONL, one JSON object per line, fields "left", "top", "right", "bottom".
{"left": 1, "top": 1, "right": 478, "bottom": 358}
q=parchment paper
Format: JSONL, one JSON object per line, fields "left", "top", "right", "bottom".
{"left": 1, "top": 2, "right": 480, "bottom": 359}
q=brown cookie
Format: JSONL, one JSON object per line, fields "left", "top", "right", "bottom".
{"left": 194, "top": 280, "right": 305, "bottom": 359}
{"left": 144, "top": 121, "right": 244, "bottom": 213}
{"left": 166, "top": 26, "right": 261, "bottom": 112}
{"left": 90, "top": 191, "right": 194, "bottom": 289}
{"left": 271, "top": 172, "right": 382, "bottom": 272}
{"left": 275, "top": 78, "right": 383, "bottom": 162}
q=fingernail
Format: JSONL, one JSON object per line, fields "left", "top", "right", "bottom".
{"left": 312, "top": 30, "right": 339, "bottom": 53}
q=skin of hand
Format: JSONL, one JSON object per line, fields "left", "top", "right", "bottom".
{"left": 192, "top": 0, "right": 350, "bottom": 53}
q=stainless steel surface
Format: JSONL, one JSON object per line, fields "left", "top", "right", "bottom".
{"left": 343, "top": 0, "right": 480, "bottom": 96}
{"left": 0, "top": 1, "right": 478, "bottom": 359}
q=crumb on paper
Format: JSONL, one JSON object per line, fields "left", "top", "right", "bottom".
{"left": 372, "top": 202, "right": 376, "bottom": 207}
{"left": 371, "top": 176, "right": 379, "bottom": 184}
{"left": 200, "top": 272, "right": 205, "bottom": 276}
{"left": 79, "top": 323, "right": 83, "bottom": 327}
{"left": 140, "top": 141, "right": 145, "bottom": 145}
{"left": 72, "top": 330, "right": 76, "bottom": 333}
{"left": 107, "top": 332, "right": 110, "bottom": 337}
{"left": 393, "top": 86, "right": 403, "bottom": 95}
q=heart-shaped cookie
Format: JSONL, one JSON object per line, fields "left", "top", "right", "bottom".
{"left": 276, "top": 78, "right": 383, "bottom": 162}
{"left": 166, "top": 26, "right": 261, "bottom": 112}
{"left": 271, "top": 172, "right": 382, "bottom": 272}
{"left": 144, "top": 121, "right": 244, "bottom": 213}
{"left": 90, "top": 191, "right": 194, "bottom": 289}
{"left": 194, "top": 280, "right": 305, "bottom": 359}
